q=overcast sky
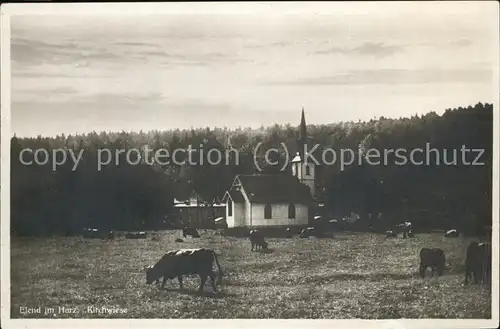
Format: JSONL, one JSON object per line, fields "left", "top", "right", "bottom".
{"left": 9, "top": 2, "right": 498, "bottom": 137}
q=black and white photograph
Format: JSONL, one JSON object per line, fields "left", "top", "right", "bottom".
{"left": 1, "top": 1, "right": 499, "bottom": 328}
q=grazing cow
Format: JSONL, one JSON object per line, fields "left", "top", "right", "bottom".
{"left": 104, "top": 230, "right": 115, "bottom": 240}
{"left": 465, "top": 242, "right": 491, "bottom": 285}
{"left": 395, "top": 222, "right": 412, "bottom": 238}
{"left": 126, "top": 231, "right": 147, "bottom": 239}
{"left": 249, "top": 229, "right": 268, "bottom": 251}
{"left": 83, "top": 228, "right": 100, "bottom": 239}
{"left": 419, "top": 248, "right": 446, "bottom": 278}
{"left": 385, "top": 229, "right": 397, "bottom": 238}
{"left": 145, "top": 248, "right": 223, "bottom": 293}
{"left": 299, "top": 227, "right": 317, "bottom": 238}
{"left": 444, "top": 229, "right": 459, "bottom": 238}
{"left": 183, "top": 227, "right": 200, "bottom": 238}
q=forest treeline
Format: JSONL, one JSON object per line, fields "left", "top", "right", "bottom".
{"left": 10, "top": 102, "right": 493, "bottom": 236}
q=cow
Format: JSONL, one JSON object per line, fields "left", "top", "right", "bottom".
{"left": 407, "top": 229, "right": 414, "bottom": 238}
{"left": 444, "top": 229, "right": 459, "bottom": 238}
{"left": 183, "top": 227, "right": 200, "bottom": 238}
{"left": 83, "top": 228, "right": 100, "bottom": 239}
{"left": 249, "top": 229, "right": 268, "bottom": 251}
{"left": 419, "top": 248, "right": 446, "bottom": 278}
{"left": 299, "top": 227, "right": 317, "bottom": 238}
{"left": 385, "top": 229, "right": 397, "bottom": 238}
{"left": 126, "top": 231, "right": 147, "bottom": 239}
{"left": 465, "top": 242, "right": 491, "bottom": 285}
{"left": 285, "top": 227, "right": 293, "bottom": 238}
{"left": 145, "top": 248, "right": 223, "bottom": 293}
{"left": 395, "top": 222, "right": 412, "bottom": 238}
{"left": 104, "top": 230, "right": 115, "bottom": 240}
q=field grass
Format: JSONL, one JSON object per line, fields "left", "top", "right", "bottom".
{"left": 10, "top": 231, "right": 492, "bottom": 319}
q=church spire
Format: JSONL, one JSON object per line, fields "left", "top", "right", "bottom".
{"left": 297, "top": 107, "right": 307, "bottom": 156}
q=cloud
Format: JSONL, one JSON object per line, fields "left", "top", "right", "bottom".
{"left": 11, "top": 36, "right": 123, "bottom": 69}
{"left": 71, "top": 92, "right": 166, "bottom": 104}
{"left": 21, "top": 86, "right": 79, "bottom": 96}
{"left": 450, "top": 39, "right": 473, "bottom": 47}
{"left": 315, "top": 42, "right": 405, "bottom": 57}
{"left": 261, "top": 68, "right": 492, "bottom": 86}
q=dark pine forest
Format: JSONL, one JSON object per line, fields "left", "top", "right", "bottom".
{"left": 10, "top": 102, "right": 493, "bottom": 236}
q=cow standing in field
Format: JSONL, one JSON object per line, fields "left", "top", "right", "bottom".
{"left": 299, "top": 227, "right": 316, "bottom": 238}
{"left": 385, "top": 229, "right": 397, "bottom": 238}
{"left": 126, "top": 231, "right": 147, "bottom": 239}
{"left": 83, "top": 228, "right": 100, "bottom": 239}
{"left": 183, "top": 227, "right": 200, "bottom": 238}
{"left": 249, "top": 229, "right": 268, "bottom": 251}
{"left": 145, "top": 248, "right": 223, "bottom": 293}
{"left": 465, "top": 242, "right": 491, "bottom": 285}
{"left": 419, "top": 248, "right": 446, "bottom": 278}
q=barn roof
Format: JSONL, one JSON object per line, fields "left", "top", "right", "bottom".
{"left": 234, "top": 174, "right": 312, "bottom": 204}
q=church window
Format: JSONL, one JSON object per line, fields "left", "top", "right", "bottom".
{"left": 264, "top": 203, "right": 272, "bottom": 219}
{"left": 288, "top": 204, "right": 296, "bottom": 219}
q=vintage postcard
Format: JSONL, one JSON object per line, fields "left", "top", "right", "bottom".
{"left": 1, "top": 2, "right": 499, "bottom": 329}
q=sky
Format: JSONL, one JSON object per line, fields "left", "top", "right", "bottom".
{"left": 8, "top": 2, "right": 498, "bottom": 137}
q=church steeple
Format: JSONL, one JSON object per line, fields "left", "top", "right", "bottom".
{"left": 292, "top": 107, "right": 316, "bottom": 198}
{"left": 297, "top": 107, "right": 307, "bottom": 156}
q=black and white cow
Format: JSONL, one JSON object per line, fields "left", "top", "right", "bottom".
{"left": 465, "top": 242, "right": 491, "bottom": 285}
{"left": 145, "top": 248, "right": 223, "bottom": 293}
{"left": 249, "top": 229, "right": 268, "bottom": 251}
{"left": 182, "top": 227, "right": 200, "bottom": 238}
{"left": 126, "top": 231, "right": 147, "bottom": 239}
{"left": 419, "top": 248, "right": 446, "bottom": 278}
{"left": 299, "top": 227, "right": 317, "bottom": 238}
{"left": 385, "top": 229, "right": 397, "bottom": 238}
{"left": 83, "top": 228, "right": 100, "bottom": 239}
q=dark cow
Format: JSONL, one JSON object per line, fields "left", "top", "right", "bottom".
{"left": 249, "top": 229, "right": 268, "bottom": 251}
{"left": 419, "top": 248, "right": 446, "bottom": 278}
{"left": 465, "top": 242, "right": 491, "bottom": 285}
{"left": 126, "top": 231, "right": 147, "bottom": 239}
{"left": 444, "top": 229, "right": 459, "bottom": 238}
{"left": 145, "top": 248, "right": 223, "bottom": 293}
{"left": 104, "top": 230, "right": 115, "bottom": 240}
{"left": 183, "top": 227, "right": 200, "bottom": 238}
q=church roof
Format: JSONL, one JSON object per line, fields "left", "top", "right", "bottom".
{"left": 291, "top": 152, "right": 302, "bottom": 163}
{"left": 223, "top": 187, "right": 246, "bottom": 203}
{"left": 233, "top": 174, "right": 312, "bottom": 204}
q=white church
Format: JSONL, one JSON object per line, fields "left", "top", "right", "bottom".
{"left": 222, "top": 109, "right": 318, "bottom": 228}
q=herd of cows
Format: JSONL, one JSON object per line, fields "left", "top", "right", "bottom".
{"left": 81, "top": 225, "right": 492, "bottom": 294}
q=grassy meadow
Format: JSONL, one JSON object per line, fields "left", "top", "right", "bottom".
{"left": 10, "top": 231, "right": 492, "bottom": 319}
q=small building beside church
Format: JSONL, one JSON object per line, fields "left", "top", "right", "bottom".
{"left": 172, "top": 191, "right": 225, "bottom": 228}
{"left": 222, "top": 108, "right": 319, "bottom": 229}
